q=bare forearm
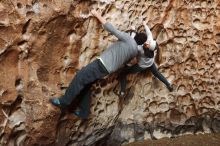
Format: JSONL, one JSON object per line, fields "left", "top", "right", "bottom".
{"left": 91, "top": 9, "right": 126, "bottom": 40}
{"left": 95, "top": 14, "right": 106, "bottom": 24}
{"left": 143, "top": 23, "right": 153, "bottom": 42}
{"left": 91, "top": 10, "right": 107, "bottom": 24}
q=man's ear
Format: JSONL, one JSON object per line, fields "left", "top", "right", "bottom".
{"left": 143, "top": 43, "right": 148, "bottom": 48}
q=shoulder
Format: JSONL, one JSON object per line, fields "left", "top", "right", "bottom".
{"left": 122, "top": 32, "right": 134, "bottom": 42}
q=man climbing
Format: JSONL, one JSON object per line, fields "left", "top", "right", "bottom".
{"left": 117, "top": 0, "right": 175, "bottom": 97}
{"left": 49, "top": 9, "right": 147, "bottom": 119}
{"left": 118, "top": 21, "right": 173, "bottom": 98}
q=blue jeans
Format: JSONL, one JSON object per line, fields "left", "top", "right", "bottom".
{"left": 59, "top": 59, "right": 109, "bottom": 107}
{"left": 119, "top": 63, "right": 170, "bottom": 93}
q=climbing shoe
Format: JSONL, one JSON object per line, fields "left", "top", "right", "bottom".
{"left": 73, "top": 110, "right": 89, "bottom": 119}
{"left": 167, "top": 85, "right": 174, "bottom": 92}
{"left": 49, "top": 98, "right": 66, "bottom": 109}
{"left": 73, "top": 111, "right": 80, "bottom": 117}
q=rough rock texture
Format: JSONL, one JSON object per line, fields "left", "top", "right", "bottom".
{"left": 0, "top": 0, "right": 220, "bottom": 146}
{"left": 125, "top": 133, "right": 220, "bottom": 146}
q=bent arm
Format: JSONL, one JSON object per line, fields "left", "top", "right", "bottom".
{"left": 143, "top": 21, "right": 157, "bottom": 51}
{"left": 143, "top": 22, "right": 153, "bottom": 42}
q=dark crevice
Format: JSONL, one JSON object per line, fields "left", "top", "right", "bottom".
{"left": 7, "top": 130, "right": 26, "bottom": 146}
{"left": 0, "top": 22, "right": 6, "bottom": 26}
{"left": 32, "top": 0, "right": 39, "bottom": 5}
{"left": 26, "top": 11, "right": 35, "bottom": 17}
{"left": 9, "top": 95, "right": 23, "bottom": 116}
{"left": 45, "top": 15, "right": 66, "bottom": 26}
{"left": 67, "top": 30, "right": 76, "bottom": 36}
{"left": 92, "top": 133, "right": 111, "bottom": 146}
{"left": 2, "top": 95, "right": 23, "bottom": 117}
{"left": 15, "top": 78, "right": 22, "bottom": 87}
{"left": 43, "top": 4, "right": 47, "bottom": 8}
{"left": 17, "top": 40, "right": 27, "bottom": 46}
{"left": 216, "top": 33, "right": 220, "bottom": 48}
{"left": 17, "top": 3, "right": 22, "bottom": 8}
{"left": 26, "top": 5, "right": 32, "bottom": 9}
{"left": 0, "top": 46, "right": 11, "bottom": 59}
{"left": 22, "top": 19, "right": 31, "bottom": 34}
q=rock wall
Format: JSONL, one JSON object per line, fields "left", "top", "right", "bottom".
{"left": 0, "top": 0, "right": 220, "bottom": 146}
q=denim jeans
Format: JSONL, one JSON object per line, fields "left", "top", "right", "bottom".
{"left": 119, "top": 63, "right": 170, "bottom": 93}
{"left": 76, "top": 84, "right": 92, "bottom": 118}
{"left": 59, "top": 59, "right": 109, "bottom": 107}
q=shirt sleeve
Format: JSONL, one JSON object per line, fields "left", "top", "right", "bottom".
{"left": 103, "top": 22, "right": 127, "bottom": 42}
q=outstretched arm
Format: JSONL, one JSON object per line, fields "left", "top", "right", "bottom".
{"left": 91, "top": 9, "right": 127, "bottom": 41}
{"left": 91, "top": 9, "right": 106, "bottom": 24}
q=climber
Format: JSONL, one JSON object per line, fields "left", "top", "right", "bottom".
{"left": 118, "top": 21, "right": 173, "bottom": 97}
{"left": 49, "top": 9, "right": 147, "bottom": 119}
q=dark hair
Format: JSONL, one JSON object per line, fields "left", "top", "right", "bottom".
{"left": 134, "top": 32, "right": 147, "bottom": 45}
{"left": 143, "top": 46, "right": 154, "bottom": 58}
{"left": 143, "top": 42, "right": 160, "bottom": 64}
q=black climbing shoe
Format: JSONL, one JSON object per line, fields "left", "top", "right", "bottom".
{"left": 167, "top": 85, "right": 174, "bottom": 92}
{"left": 73, "top": 110, "right": 89, "bottom": 119}
{"left": 73, "top": 111, "right": 80, "bottom": 117}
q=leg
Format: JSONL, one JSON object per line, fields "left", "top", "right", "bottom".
{"left": 149, "top": 63, "right": 173, "bottom": 91}
{"left": 50, "top": 59, "right": 108, "bottom": 108}
{"left": 119, "top": 64, "right": 144, "bottom": 93}
{"left": 74, "top": 84, "right": 92, "bottom": 119}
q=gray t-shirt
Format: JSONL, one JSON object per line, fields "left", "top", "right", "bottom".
{"left": 99, "top": 22, "right": 138, "bottom": 73}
